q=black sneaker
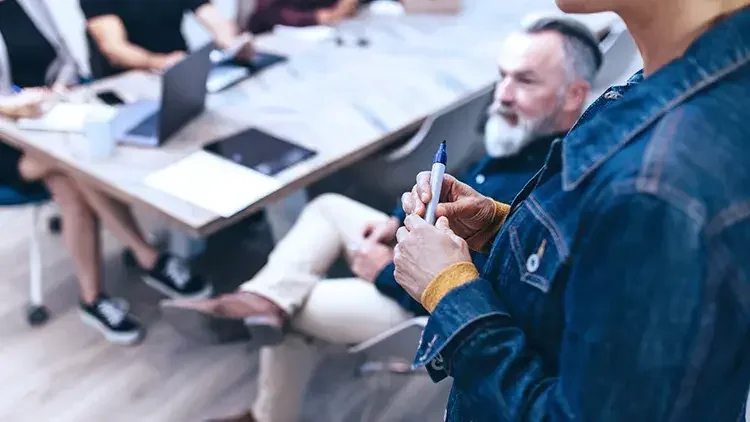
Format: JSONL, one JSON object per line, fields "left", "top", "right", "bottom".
{"left": 142, "top": 254, "right": 213, "bottom": 299}
{"left": 79, "top": 295, "right": 144, "bottom": 345}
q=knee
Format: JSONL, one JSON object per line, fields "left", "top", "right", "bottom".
{"left": 306, "top": 193, "right": 347, "bottom": 214}
{"left": 17, "top": 155, "right": 51, "bottom": 182}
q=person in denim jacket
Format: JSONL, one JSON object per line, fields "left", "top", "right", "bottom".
{"left": 395, "top": 1, "right": 750, "bottom": 421}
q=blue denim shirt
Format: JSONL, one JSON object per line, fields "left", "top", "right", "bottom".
{"left": 414, "top": 7, "right": 750, "bottom": 421}
{"left": 375, "top": 134, "right": 559, "bottom": 316}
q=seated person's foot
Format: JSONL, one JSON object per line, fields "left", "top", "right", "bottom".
{"left": 79, "top": 294, "right": 144, "bottom": 345}
{"left": 142, "top": 253, "right": 213, "bottom": 299}
{"left": 205, "top": 409, "right": 256, "bottom": 422}
{"left": 160, "top": 291, "right": 285, "bottom": 345}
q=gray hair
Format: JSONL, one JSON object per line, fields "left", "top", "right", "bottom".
{"left": 524, "top": 17, "right": 603, "bottom": 85}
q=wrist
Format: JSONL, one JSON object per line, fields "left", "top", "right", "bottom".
{"left": 466, "top": 200, "right": 510, "bottom": 252}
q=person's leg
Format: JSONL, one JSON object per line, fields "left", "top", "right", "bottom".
{"left": 69, "top": 178, "right": 211, "bottom": 299}
{"left": 19, "top": 156, "right": 102, "bottom": 304}
{"left": 18, "top": 156, "right": 143, "bottom": 344}
{"left": 241, "top": 193, "right": 390, "bottom": 314}
{"left": 209, "top": 279, "right": 414, "bottom": 422}
{"left": 160, "top": 194, "right": 389, "bottom": 343}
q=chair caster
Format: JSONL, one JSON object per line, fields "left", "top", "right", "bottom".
{"left": 26, "top": 305, "right": 49, "bottom": 326}
{"left": 48, "top": 216, "right": 62, "bottom": 234}
{"left": 122, "top": 250, "right": 137, "bottom": 268}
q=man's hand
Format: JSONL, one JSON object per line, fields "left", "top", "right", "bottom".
{"left": 232, "top": 32, "right": 256, "bottom": 63}
{"left": 315, "top": 8, "right": 339, "bottom": 25}
{"left": 348, "top": 241, "right": 394, "bottom": 282}
{"left": 401, "top": 171, "right": 498, "bottom": 250}
{"left": 361, "top": 217, "right": 400, "bottom": 244}
{"left": 394, "top": 215, "right": 472, "bottom": 302}
{"left": 148, "top": 51, "right": 186, "bottom": 73}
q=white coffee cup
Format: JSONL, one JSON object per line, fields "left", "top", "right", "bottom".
{"left": 82, "top": 108, "right": 117, "bottom": 160}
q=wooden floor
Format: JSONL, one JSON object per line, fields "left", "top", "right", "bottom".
{"left": 0, "top": 205, "right": 449, "bottom": 422}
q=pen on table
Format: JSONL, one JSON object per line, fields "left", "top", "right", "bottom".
{"left": 424, "top": 141, "right": 447, "bottom": 225}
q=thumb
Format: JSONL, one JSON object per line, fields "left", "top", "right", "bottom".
{"left": 435, "top": 216, "right": 451, "bottom": 233}
{"left": 436, "top": 202, "right": 462, "bottom": 219}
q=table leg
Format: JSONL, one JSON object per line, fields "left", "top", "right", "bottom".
{"left": 264, "top": 189, "right": 309, "bottom": 242}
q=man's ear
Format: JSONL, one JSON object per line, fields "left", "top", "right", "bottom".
{"left": 562, "top": 80, "right": 590, "bottom": 112}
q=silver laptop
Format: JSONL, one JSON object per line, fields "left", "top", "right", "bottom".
{"left": 116, "top": 44, "right": 213, "bottom": 147}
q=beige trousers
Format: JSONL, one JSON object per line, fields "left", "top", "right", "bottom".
{"left": 241, "top": 194, "right": 413, "bottom": 422}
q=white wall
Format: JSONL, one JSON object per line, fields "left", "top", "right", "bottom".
{"left": 44, "top": 0, "right": 238, "bottom": 76}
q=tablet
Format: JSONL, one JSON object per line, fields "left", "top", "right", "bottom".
{"left": 204, "top": 128, "right": 316, "bottom": 176}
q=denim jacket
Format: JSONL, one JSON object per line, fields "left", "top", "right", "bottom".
{"left": 376, "top": 134, "right": 559, "bottom": 316}
{"left": 414, "top": 7, "right": 750, "bottom": 421}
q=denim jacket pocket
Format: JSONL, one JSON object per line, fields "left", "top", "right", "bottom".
{"left": 508, "top": 204, "right": 569, "bottom": 294}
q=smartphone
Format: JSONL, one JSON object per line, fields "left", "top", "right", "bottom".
{"left": 96, "top": 90, "right": 125, "bottom": 106}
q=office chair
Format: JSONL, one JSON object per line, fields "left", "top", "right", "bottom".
{"left": 0, "top": 186, "right": 61, "bottom": 326}
{"left": 342, "top": 84, "right": 494, "bottom": 208}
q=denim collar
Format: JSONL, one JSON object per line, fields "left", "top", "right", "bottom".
{"left": 562, "top": 5, "right": 750, "bottom": 191}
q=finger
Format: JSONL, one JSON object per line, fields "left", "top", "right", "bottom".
{"left": 401, "top": 191, "right": 415, "bottom": 215}
{"left": 396, "top": 226, "right": 409, "bottom": 243}
{"left": 403, "top": 214, "right": 428, "bottom": 231}
{"left": 410, "top": 185, "right": 426, "bottom": 217}
{"left": 436, "top": 201, "right": 463, "bottom": 220}
{"left": 435, "top": 216, "right": 451, "bottom": 233}
{"left": 415, "top": 171, "right": 432, "bottom": 203}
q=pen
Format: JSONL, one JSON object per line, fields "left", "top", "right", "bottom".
{"left": 425, "top": 141, "right": 447, "bottom": 225}
{"left": 11, "top": 85, "right": 22, "bottom": 94}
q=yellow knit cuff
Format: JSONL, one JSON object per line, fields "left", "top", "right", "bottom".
{"left": 421, "top": 262, "right": 480, "bottom": 312}
{"left": 467, "top": 201, "right": 511, "bottom": 253}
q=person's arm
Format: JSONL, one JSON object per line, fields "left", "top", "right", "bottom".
{"left": 193, "top": 2, "right": 240, "bottom": 50}
{"left": 413, "top": 190, "right": 742, "bottom": 420}
{"left": 248, "top": 0, "right": 324, "bottom": 34}
{"left": 86, "top": 15, "right": 166, "bottom": 72}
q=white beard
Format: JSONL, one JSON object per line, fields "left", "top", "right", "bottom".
{"left": 483, "top": 114, "right": 538, "bottom": 158}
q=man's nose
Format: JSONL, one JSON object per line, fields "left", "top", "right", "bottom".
{"left": 495, "top": 79, "right": 516, "bottom": 106}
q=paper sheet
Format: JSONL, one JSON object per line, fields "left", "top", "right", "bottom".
{"left": 17, "top": 103, "right": 117, "bottom": 133}
{"left": 144, "top": 151, "right": 282, "bottom": 218}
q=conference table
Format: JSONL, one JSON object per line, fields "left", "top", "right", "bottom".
{"left": 0, "top": 1, "right": 600, "bottom": 239}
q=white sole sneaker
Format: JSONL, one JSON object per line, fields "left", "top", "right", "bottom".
{"left": 141, "top": 275, "right": 213, "bottom": 299}
{"left": 78, "top": 310, "right": 144, "bottom": 346}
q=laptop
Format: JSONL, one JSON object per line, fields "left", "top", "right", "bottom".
{"left": 116, "top": 43, "right": 213, "bottom": 147}
{"left": 401, "top": 0, "right": 461, "bottom": 14}
{"left": 206, "top": 51, "right": 288, "bottom": 93}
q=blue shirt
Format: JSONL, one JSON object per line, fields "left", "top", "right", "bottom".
{"left": 413, "top": 7, "right": 750, "bottom": 421}
{"left": 374, "top": 133, "right": 559, "bottom": 316}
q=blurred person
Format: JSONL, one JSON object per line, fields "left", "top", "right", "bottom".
{"left": 161, "top": 18, "right": 602, "bottom": 422}
{"left": 0, "top": 0, "right": 211, "bottom": 345}
{"left": 394, "top": 1, "right": 750, "bottom": 421}
{"left": 240, "top": 0, "right": 360, "bottom": 34}
{"left": 81, "top": 0, "right": 254, "bottom": 79}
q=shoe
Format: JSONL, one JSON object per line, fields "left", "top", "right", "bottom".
{"left": 142, "top": 254, "right": 213, "bottom": 299}
{"left": 205, "top": 410, "right": 256, "bottom": 422}
{"left": 79, "top": 295, "right": 144, "bottom": 345}
{"left": 160, "top": 292, "right": 284, "bottom": 346}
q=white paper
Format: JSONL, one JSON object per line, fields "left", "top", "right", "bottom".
{"left": 144, "top": 151, "right": 282, "bottom": 218}
{"left": 17, "top": 103, "right": 117, "bottom": 133}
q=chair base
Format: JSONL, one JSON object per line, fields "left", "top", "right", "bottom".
{"left": 26, "top": 304, "right": 49, "bottom": 327}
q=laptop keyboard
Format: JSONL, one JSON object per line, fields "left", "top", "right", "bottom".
{"left": 128, "top": 113, "right": 159, "bottom": 137}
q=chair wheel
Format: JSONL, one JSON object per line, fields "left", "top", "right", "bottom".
{"left": 122, "top": 250, "right": 137, "bottom": 268}
{"left": 26, "top": 305, "right": 49, "bottom": 326}
{"left": 48, "top": 216, "right": 62, "bottom": 234}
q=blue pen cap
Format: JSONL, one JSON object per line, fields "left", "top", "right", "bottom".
{"left": 434, "top": 141, "right": 447, "bottom": 165}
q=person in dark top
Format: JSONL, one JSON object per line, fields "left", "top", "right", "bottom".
{"left": 0, "top": 0, "right": 212, "bottom": 345}
{"left": 159, "top": 19, "right": 603, "bottom": 422}
{"left": 239, "top": 0, "right": 359, "bottom": 34}
{"left": 81, "top": 0, "right": 254, "bottom": 79}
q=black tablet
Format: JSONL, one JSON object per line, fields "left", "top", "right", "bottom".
{"left": 204, "top": 128, "right": 316, "bottom": 176}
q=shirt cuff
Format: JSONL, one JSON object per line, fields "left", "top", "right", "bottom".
{"left": 465, "top": 201, "right": 510, "bottom": 253}
{"left": 420, "top": 262, "right": 479, "bottom": 312}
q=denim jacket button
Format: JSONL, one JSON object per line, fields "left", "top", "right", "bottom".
{"left": 526, "top": 254, "right": 540, "bottom": 273}
{"left": 604, "top": 90, "right": 621, "bottom": 100}
{"left": 475, "top": 174, "right": 485, "bottom": 184}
